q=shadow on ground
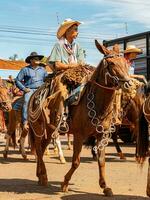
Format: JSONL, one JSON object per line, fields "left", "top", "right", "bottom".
{"left": 0, "top": 179, "right": 148, "bottom": 199}
{"left": 61, "top": 193, "right": 148, "bottom": 200}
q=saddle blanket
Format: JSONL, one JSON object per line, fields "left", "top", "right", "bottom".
{"left": 66, "top": 83, "right": 85, "bottom": 106}
{"left": 12, "top": 97, "right": 24, "bottom": 111}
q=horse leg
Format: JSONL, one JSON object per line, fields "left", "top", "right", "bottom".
{"left": 61, "top": 137, "right": 83, "bottom": 192}
{"left": 44, "top": 144, "right": 51, "bottom": 156}
{"left": 20, "top": 129, "right": 28, "bottom": 160}
{"left": 67, "top": 133, "right": 72, "bottom": 150}
{"left": 91, "top": 137, "right": 97, "bottom": 161}
{"left": 55, "top": 136, "right": 66, "bottom": 164}
{"left": 53, "top": 138, "right": 58, "bottom": 154}
{"left": 147, "top": 158, "right": 150, "bottom": 197}
{"left": 112, "top": 131, "right": 126, "bottom": 160}
{"left": 36, "top": 139, "right": 48, "bottom": 186}
{"left": 3, "top": 133, "right": 11, "bottom": 158}
{"left": 97, "top": 144, "right": 113, "bottom": 196}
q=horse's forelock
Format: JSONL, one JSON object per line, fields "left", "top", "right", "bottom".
{"left": 113, "top": 44, "right": 120, "bottom": 54}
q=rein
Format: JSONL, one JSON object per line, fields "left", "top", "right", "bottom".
{"left": 89, "top": 80, "right": 117, "bottom": 91}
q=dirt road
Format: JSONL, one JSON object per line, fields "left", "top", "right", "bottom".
{"left": 0, "top": 134, "right": 149, "bottom": 200}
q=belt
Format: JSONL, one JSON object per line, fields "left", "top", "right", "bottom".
{"left": 29, "top": 87, "right": 40, "bottom": 89}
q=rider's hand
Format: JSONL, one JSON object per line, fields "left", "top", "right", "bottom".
{"left": 24, "top": 88, "right": 30, "bottom": 93}
{"left": 140, "top": 75, "right": 147, "bottom": 84}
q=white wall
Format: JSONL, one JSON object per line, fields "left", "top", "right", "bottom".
{"left": 0, "top": 69, "right": 19, "bottom": 79}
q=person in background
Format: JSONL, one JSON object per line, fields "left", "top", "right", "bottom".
{"left": 114, "top": 45, "right": 147, "bottom": 125}
{"left": 48, "top": 18, "right": 85, "bottom": 131}
{"left": 124, "top": 45, "right": 147, "bottom": 83}
{"left": 15, "top": 52, "right": 48, "bottom": 130}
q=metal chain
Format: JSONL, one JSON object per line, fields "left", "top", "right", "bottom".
{"left": 29, "top": 111, "right": 46, "bottom": 138}
{"left": 87, "top": 92, "right": 116, "bottom": 151}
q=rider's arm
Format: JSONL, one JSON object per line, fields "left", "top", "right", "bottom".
{"left": 15, "top": 68, "right": 27, "bottom": 91}
{"left": 48, "top": 43, "right": 78, "bottom": 71}
{"left": 130, "top": 74, "right": 147, "bottom": 84}
{"left": 55, "top": 61, "right": 78, "bottom": 70}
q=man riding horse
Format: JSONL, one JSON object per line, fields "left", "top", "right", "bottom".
{"left": 15, "top": 52, "right": 48, "bottom": 130}
{"left": 47, "top": 18, "right": 85, "bottom": 132}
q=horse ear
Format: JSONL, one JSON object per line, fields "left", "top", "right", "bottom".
{"left": 113, "top": 44, "right": 120, "bottom": 54}
{"left": 95, "top": 40, "right": 110, "bottom": 55}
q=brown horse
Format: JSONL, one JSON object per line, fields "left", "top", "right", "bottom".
{"left": 0, "top": 86, "right": 12, "bottom": 131}
{"left": 85, "top": 84, "right": 146, "bottom": 162}
{"left": 3, "top": 85, "right": 67, "bottom": 163}
{"left": 28, "top": 40, "right": 131, "bottom": 196}
{"left": 0, "top": 85, "right": 12, "bottom": 112}
{"left": 138, "top": 90, "right": 150, "bottom": 197}
{"left": 3, "top": 97, "right": 23, "bottom": 158}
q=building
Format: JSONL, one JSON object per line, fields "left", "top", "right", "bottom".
{"left": 0, "top": 59, "right": 51, "bottom": 79}
{"left": 0, "top": 59, "right": 26, "bottom": 79}
{"left": 103, "top": 31, "right": 150, "bottom": 80}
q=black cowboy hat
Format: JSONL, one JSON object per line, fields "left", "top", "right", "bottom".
{"left": 25, "top": 52, "right": 44, "bottom": 64}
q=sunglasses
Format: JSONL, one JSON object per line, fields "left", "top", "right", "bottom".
{"left": 32, "top": 57, "right": 39, "bottom": 61}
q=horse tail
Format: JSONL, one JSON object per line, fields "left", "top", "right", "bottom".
{"left": 11, "top": 131, "right": 16, "bottom": 149}
{"left": 136, "top": 110, "right": 149, "bottom": 164}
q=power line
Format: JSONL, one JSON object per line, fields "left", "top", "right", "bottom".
{"left": 0, "top": 24, "right": 117, "bottom": 38}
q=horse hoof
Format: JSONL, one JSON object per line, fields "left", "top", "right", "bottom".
{"left": 67, "top": 145, "right": 72, "bottom": 150}
{"left": 3, "top": 152, "right": 8, "bottom": 159}
{"left": 61, "top": 182, "right": 68, "bottom": 192}
{"left": 103, "top": 188, "right": 113, "bottom": 196}
{"left": 59, "top": 156, "right": 66, "bottom": 164}
{"left": 38, "top": 176, "right": 48, "bottom": 186}
{"left": 54, "top": 148, "right": 58, "bottom": 154}
{"left": 147, "top": 189, "right": 150, "bottom": 197}
{"left": 118, "top": 153, "right": 126, "bottom": 160}
{"left": 44, "top": 150, "right": 51, "bottom": 156}
{"left": 22, "top": 154, "right": 28, "bottom": 160}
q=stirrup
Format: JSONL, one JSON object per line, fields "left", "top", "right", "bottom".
{"left": 58, "top": 113, "right": 69, "bottom": 134}
{"left": 58, "top": 121, "right": 69, "bottom": 134}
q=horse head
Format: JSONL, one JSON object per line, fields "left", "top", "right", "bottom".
{"left": 94, "top": 40, "right": 131, "bottom": 90}
{"left": 0, "top": 86, "right": 12, "bottom": 112}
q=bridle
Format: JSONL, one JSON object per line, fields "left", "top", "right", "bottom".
{"left": 0, "top": 99, "right": 11, "bottom": 111}
{"left": 90, "top": 54, "right": 132, "bottom": 91}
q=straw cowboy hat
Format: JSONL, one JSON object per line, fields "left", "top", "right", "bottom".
{"left": 124, "top": 45, "right": 142, "bottom": 54}
{"left": 25, "top": 52, "right": 44, "bottom": 64}
{"left": 57, "top": 18, "right": 81, "bottom": 39}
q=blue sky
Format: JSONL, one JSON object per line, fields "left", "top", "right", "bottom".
{"left": 0, "top": 0, "right": 150, "bottom": 66}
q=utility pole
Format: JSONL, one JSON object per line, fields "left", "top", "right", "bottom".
{"left": 56, "top": 12, "right": 60, "bottom": 25}
{"left": 125, "top": 22, "right": 128, "bottom": 35}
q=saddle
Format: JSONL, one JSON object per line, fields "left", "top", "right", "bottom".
{"left": 61, "top": 64, "right": 94, "bottom": 90}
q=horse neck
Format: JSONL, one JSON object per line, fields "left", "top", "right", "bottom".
{"left": 87, "top": 84, "right": 115, "bottom": 118}
{"left": 87, "top": 62, "right": 115, "bottom": 116}
{"left": 75, "top": 63, "right": 115, "bottom": 120}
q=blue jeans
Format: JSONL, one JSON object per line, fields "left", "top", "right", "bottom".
{"left": 22, "top": 89, "right": 37, "bottom": 124}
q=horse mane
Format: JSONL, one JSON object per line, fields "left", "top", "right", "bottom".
{"left": 90, "top": 60, "right": 103, "bottom": 82}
